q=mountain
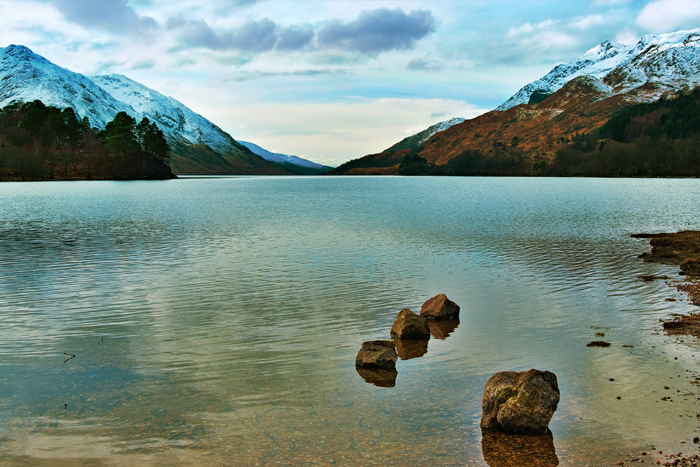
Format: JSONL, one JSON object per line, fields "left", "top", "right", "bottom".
{"left": 0, "top": 44, "right": 295, "bottom": 175}
{"left": 330, "top": 29, "right": 700, "bottom": 175}
{"left": 385, "top": 117, "right": 465, "bottom": 152}
{"left": 497, "top": 29, "right": 700, "bottom": 110}
{"left": 239, "top": 141, "right": 333, "bottom": 175}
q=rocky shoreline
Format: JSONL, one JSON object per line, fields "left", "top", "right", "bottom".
{"left": 633, "top": 231, "right": 700, "bottom": 337}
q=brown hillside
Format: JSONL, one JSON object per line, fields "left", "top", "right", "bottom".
{"left": 169, "top": 139, "right": 297, "bottom": 175}
{"left": 331, "top": 76, "right": 683, "bottom": 175}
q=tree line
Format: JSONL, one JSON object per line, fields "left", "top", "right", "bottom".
{"left": 0, "top": 100, "right": 175, "bottom": 181}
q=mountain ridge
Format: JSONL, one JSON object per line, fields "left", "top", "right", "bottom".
{"left": 329, "top": 28, "right": 700, "bottom": 175}
{"left": 0, "top": 45, "right": 308, "bottom": 175}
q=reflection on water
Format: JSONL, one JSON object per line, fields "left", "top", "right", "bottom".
{"left": 429, "top": 319, "right": 460, "bottom": 339}
{"left": 395, "top": 338, "right": 430, "bottom": 360}
{"left": 1, "top": 177, "right": 699, "bottom": 466}
{"left": 356, "top": 367, "right": 398, "bottom": 387}
{"left": 481, "top": 431, "right": 559, "bottom": 467}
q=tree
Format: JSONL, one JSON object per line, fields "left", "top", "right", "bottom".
{"left": 510, "top": 136, "right": 520, "bottom": 149}
{"left": 100, "top": 112, "right": 139, "bottom": 155}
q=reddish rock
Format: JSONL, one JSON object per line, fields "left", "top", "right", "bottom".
{"left": 420, "top": 294, "right": 460, "bottom": 320}
{"left": 355, "top": 340, "right": 397, "bottom": 369}
{"left": 481, "top": 369, "right": 560, "bottom": 435}
{"left": 390, "top": 309, "right": 430, "bottom": 339}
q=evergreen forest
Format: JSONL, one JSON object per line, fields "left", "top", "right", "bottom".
{"left": 0, "top": 101, "right": 176, "bottom": 181}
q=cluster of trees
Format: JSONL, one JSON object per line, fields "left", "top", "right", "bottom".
{"left": 398, "top": 138, "right": 540, "bottom": 176}
{"left": 0, "top": 100, "right": 174, "bottom": 181}
{"left": 548, "top": 89, "right": 700, "bottom": 177}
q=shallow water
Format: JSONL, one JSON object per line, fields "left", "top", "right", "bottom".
{"left": 1, "top": 176, "right": 699, "bottom": 466}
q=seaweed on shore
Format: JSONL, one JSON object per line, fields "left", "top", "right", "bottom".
{"left": 586, "top": 341, "right": 611, "bottom": 347}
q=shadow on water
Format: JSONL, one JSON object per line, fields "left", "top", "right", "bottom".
{"left": 428, "top": 319, "right": 460, "bottom": 339}
{"left": 355, "top": 367, "right": 398, "bottom": 388}
{"left": 395, "top": 338, "right": 429, "bottom": 360}
{"left": 481, "top": 431, "right": 559, "bottom": 467}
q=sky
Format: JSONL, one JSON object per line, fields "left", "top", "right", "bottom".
{"left": 1, "top": 1, "right": 699, "bottom": 166}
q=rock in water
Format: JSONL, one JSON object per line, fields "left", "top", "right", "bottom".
{"left": 355, "top": 340, "right": 398, "bottom": 369}
{"left": 390, "top": 309, "right": 430, "bottom": 339}
{"left": 481, "top": 369, "right": 560, "bottom": 435}
{"left": 420, "top": 294, "right": 460, "bottom": 320}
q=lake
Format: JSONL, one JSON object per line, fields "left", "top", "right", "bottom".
{"left": 1, "top": 176, "right": 699, "bottom": 466}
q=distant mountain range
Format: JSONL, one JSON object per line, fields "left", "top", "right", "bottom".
{"left": 0, "top": 45, "right": 325, "bottom": 175}
{"left": 329, "top": 28, "right": 700, "bottom": 175}
{"left": 239, "top": 141, "right": 332, "bottom": 175}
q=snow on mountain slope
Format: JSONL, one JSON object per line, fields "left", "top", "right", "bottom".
{"left": 90, "top": 74, "right": 246, "bottom": 155}
{"left": 238, "top": 141, "right": 328, "bottom": 169}
{"left": 0, "top": 45, "right": 136, "bottom": 128}
{"left": 497, "top": 28, "right": 700, "bottom": 111}
{"left": 386, "top": 117, "right": 466, "bottom": 152}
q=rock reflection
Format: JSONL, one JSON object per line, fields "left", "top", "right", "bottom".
{"left": 394, "top": 338, "right": 429, "bottom": 360}
{"left": 481, "top": 431, "right": 559, "bottom": 467}
{"left": 428, "top": 319, "right": 459, "bottom": 339}
{"left": 355, "top": 367, "right": 398, "bottom": 387}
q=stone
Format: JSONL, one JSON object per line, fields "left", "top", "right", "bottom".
{"left": 355, "top": 340, "right": 397, "bottom": 369}
{"left": 481, "top": 369, "right": 560, "bottom": 435}
{"left": 394, "top": 338, "right": 429, "bottom": 360}
{"left": 420, "top": 294, "right": 460, "bottom": 320}
{"left": 390, "top": 309, "right": 430, "bottom": 339}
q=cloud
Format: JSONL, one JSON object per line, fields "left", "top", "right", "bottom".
{"left": 317, "top": 8, "right": 435, "bottom": 54}
{"left": 224, "top": 68, "right": 350, "bottom": 82}
{"left": 636, "top": 1, "right": 700, "bottom": 33}
{"left": 276, "top": 27, "right": 315, "bottom": 51}
{"left": 406, "top": 58, "right": 443, "bottom": 71}
{"left": 430, "top": 112, "right": 446, "bottom": 119}
{"left": 167, "top": 17, "right": 277, "bottom": 52}
{"left": 52, "top": 0, "right": 157, "bottom": 33}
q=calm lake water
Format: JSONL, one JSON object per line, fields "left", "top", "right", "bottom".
{"left": 1, "top": 176, "right": 699, "bottom": 466}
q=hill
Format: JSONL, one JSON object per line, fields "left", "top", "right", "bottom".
{"left": 0, "top": 45, "right": 296, "bottom": 175}
{"left": 329, "top": 29, "right": 700, "bottom": 176}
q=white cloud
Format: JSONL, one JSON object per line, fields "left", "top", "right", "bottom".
{"left": 636, "top": 0, "right": 700, "bottom": 33}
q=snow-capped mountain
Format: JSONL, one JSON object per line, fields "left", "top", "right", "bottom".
{"left": 386, "top": 117, "right": 466, "bottom": 152}
{"left": 0, "top": 45, "right": 136, "bottom": 128}
{"left": 0, "top": 44, "right": 312, "bottom": 174}
{"left": 497, "top": 28, "right": 700, "bottom": 110}
{"left": 90, "top": 74, "right": 248, "bottom": 156}
{"left": 238, "top": 141, "right": 329, "bottom": 169}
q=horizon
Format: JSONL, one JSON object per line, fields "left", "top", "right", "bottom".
{"left": 1, "top": 0, "right": 699, "bottom": 166}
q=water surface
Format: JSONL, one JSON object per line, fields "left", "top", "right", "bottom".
{"left": 1, "top": 176, "right": 699, "bottom": 466}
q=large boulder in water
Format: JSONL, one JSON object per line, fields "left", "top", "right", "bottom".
{"left": 390, "top": 309, "right": 430, "bottom": 339}
{"left": 420, "top": 294, "right": 460, "bottom": 320}
{"left": 481, "top": 369, "right": 560, "bottom": 435}
{"left": 355, "top": 340, "right": 397, "bottom": 369}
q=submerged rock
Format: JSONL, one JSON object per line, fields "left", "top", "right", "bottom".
{"left": 356, "top": 367, "right": 398, "bottom": 388}
{"left": 420, "top": 294, "right": 460, "bottom": 320}
{"left": 481, "top": 369, "right": 560, "bottom": 435}
{"left": 394, "top": 338, "right": 429, "bottom": 360}
{"left": 355, "top": 340, "right": 397, "bottom": 369}
{"left": 390, "top": 309, "right": 430, "bottom": 339}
